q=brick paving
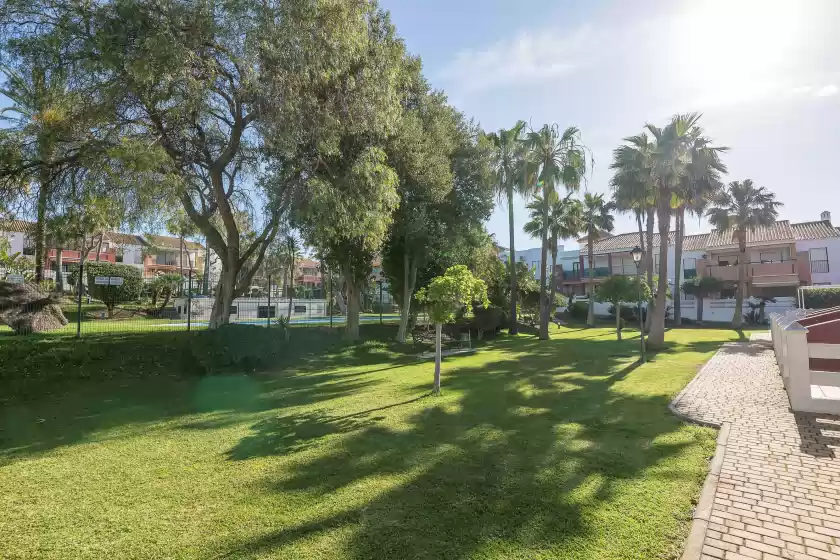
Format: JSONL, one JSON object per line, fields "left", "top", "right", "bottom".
{"left": 672, "top": 341, "right": 840, "bottom": 560}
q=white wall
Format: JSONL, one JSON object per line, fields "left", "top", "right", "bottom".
{"left": 679, "top": 297, "right": 796, "bottom": 323}
{"left": 796, "top": 238, "right": 840, "bottom": 285}
{"left": 0, "top": 231, "right": 25, "bottom": 254}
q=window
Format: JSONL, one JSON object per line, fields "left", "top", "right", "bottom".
{"left": 257, "top": 305, "right": 277, "bottom": 318}
{"left": 810, "top": 247, "right": 829, "bottom": 273}
{"left": 229, "top": 306, "right": 238, "bottom": 315}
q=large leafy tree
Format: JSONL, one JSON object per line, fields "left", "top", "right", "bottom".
{"left": 596, "top": 275, "right": 650, "bottom": 340}
{"left": 523, "top": 192, "right": 582, "bottom": 324}
{"left": 4, "top": 0, "right": 413, "bottom": 329}
{"left": 580, "top": 192, "right": 614, "bottom": 326}
{"left": 486, "top": 120, "right": 527, "bottom": 334}
{"left": 526, "top": 124, "right": 589, "bottom": 340}
{"left": 706, "top": 179, "right": 781, "bottom": 327}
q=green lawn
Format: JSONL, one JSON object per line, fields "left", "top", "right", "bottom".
{"left": 0, "top": 325, "right": 746, "bottom": 559}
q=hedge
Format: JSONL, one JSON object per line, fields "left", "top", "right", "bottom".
{"left": 804, "top": 287, "right": 840, "bottom": 310}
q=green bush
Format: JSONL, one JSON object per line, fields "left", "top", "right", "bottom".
{"left": 70, "top": 262, "right": 143, "bottom": 315}
{"left": 568, "top": 300, "right": 589, "bottom": 320}
{"left": 804, "top": 287, "right": 840, "bottom": 310}
{"left": 608, "top": 304, "right": 647, "bottom": 324}
{"left": 189, "top": 324, "right": 289, "bottom": 374}
{"left": 471, "top": 304, "right": 504, "bottom": 337}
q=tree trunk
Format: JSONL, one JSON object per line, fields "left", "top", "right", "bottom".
{"left": 538, "top": 192, "right": 550, "bottom": 340}
{"left": 397, "top": 250, "right": 417, "bottom": 343}
{"left": 644, "top": 206, "right": 655, "bottom": 332}
{"left": 55, "top": 247, "right": 64, "bottom": 292}
{"left": 209, "top": 260, "right": 237, "bottom": 329}
{"left": 433, "top": 322, "right": 442, "bottom": 395}
{"left": 549, "top": 239, "right": 558, "bottom": 328}
{"left": 179, "top": 236, "right": 184, "bottom": 295}
{"left": 345, "top": 278, "right": 361, "bottom": 340}
{"left": 697, "top": 294, "right": 704, "bottom": 324}
{"left": 616, "top": 300, "right": 622, "bottom": 340}
{"left": 507, "top": 183, "right": 518, "bottom": 335}
{"left": 647, "top": 192, "right": 671, "bottom": 349}
{"left": 34, "top": 179, "right": 48, "bottom": 283}
{"left": 733, "top": 234, "right": 746, "bottom": 328}
{"left": 673, "top": 207, "right": 684, "bottom": 325}
{"left": 95, "top": 233, "right": 104, "bottom": 261}
{"left": 587, "top": 233, "right": 596, "bottom": 327}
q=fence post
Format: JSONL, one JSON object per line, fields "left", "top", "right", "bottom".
{"left": 267, "top": 274, "right": 271, "bottom": 328}
{"left": 187, "top": 273, "right": 192, "bottom": 332}
{"left": 784, "top": 322, "right": 812, "bottom": 412}
{"left": 76, "top": 260, "right": 83, "bottom": 339}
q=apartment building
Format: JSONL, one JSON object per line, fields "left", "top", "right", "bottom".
{"left": 563, "top": 211, "right": 840, "bottom": 300}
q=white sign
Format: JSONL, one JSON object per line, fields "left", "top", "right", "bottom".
{"left": 6, "top": 274, "right": 24, "bottom": 284}
{"left": 94, "top": 276, "right": 110, "bottom": 285}
{"left": 109, "top": 277, "right": 124, "bottom": 286}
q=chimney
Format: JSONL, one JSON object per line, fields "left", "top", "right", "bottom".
{"left": 821, "top": 211, "right": 832, "bottom": 224}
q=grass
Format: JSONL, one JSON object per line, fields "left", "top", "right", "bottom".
{"left": 0, "top": 324, "right": 750, "bottom": 559}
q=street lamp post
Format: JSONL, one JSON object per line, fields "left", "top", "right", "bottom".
{"left": 370, "top": 270, "right": 386, "bottom": 325}
{"left": 631, "top": 246, "right": 646, "bottom": 364}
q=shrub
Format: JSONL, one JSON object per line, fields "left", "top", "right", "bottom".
{"left": 608, "top": 303, "right": 647, "bottom": 324}
{"left": 803, "top": 287, "right": 840, "bottom": 310}
{"left": 189, "top": 324, "right": 289, "bottom": 374}
{"left": 70, "top": 262, "right": 143, "bottom": 316}
{"left": 471, "top": 304, "right": 504, "bottom": 338}
{"left": 568, "top": 300, "right": 589, "bottom": 320}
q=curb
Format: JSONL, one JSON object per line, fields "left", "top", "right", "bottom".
{"left": 679, "top": 422, "right": 730, "bottom": 560}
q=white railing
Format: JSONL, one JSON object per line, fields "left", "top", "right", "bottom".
{"left": 769, "top": 308, "right": 840, "bottom": 414}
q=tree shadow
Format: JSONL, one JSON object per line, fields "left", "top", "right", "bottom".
{"left": 794, "top": 412, "right": 840, "bottom": 458}
{"left": 218, "top": 334, "right": 716, "bottom": 559}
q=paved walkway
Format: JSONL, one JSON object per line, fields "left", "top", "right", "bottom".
{"left": 672, "top": 341, "right": 840, "bottom": 560}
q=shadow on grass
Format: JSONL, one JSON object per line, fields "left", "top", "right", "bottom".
{"left": 218, "top": 333, "right": 719, "bottom": 559}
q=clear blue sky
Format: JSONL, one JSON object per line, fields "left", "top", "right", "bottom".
{"left": 381, "top": 0, "right": 840, "bottom": 250}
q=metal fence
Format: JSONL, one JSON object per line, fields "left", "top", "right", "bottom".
{"left": 0, "top": 263, "right": 400, "bottom": 337}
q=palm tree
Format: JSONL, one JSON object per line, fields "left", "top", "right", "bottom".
{"left": 671, "top": 133, "right": 727, "bottom": 324}
{"left": 1, "top": 64, "right": 71, "bottom": 282}
{"left": 526, "top": 124, "right": 590, "bottom": 340}
{"left": 644, "top": 113, "right": 704, "bottom": 348}
{"left": 706, "top": 180, "right": 781, "bottom": 327}
{"left": 486, "top": 120, "right": 528, "bottom": 334}
{"left": 609, "top": 133, "right": 657, "bottom": 303}
{"left": 581, "top": 193, "right": 615, "bottom": 326}
{"left": 524, "top": 193, "right": 584, "bottom": 323}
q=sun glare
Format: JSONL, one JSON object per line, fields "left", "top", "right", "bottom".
{"left": 674, "top": 0, "right": 806, "bottom": 95}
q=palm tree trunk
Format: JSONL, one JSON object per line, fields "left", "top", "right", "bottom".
{"left": 538, "top": 192, "right": 550, "bottom": 340}
{"left": 615, "top": 299, "right": 622, "bottom": 340}
{"left": 507, "top": 183, "right": 518, "bottom": 335}
{"left": 644, "top": 206, "right": 655, "bottom": 331}
{"left": 697, "top": 294, "right": 704, "bottom": 324}
{"left": 673, "top": 207, "right": 685, "bottom": 325}
{"left": 733, "top": 233, "right": 746, "bottom": 328}
{"left": 55, "top": 247, "right": 64, "bottom": 292}
{"left": 648, "top": 190, "right": 671, "bottom": 349}
{"left": 586, "top": 234, "right": 596, "bottom": 327}
{"left": 549, "top": 239, "right": 558, "bottom": 327}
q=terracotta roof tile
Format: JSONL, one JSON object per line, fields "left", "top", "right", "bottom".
{"left": 105, "top": 232, "right": 145, "bottom": 246}
{"left": 0, "top": 220, "right": 35, "bottom": 233}
{"left": 580, "top": 231, "right": 674, "bottom": 255}
{"left": 791, "top": 220, "right": 840, "bottom": 240}
{"left": 683, "top": 233, "right": 710, "bottom": 252}
{"left": 145, "top": 234, "right": 204, "bottom": 251}
{"left": 706, "top": 220, "right": 793, "bottom": 248}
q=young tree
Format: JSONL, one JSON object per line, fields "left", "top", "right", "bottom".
{"left": 706, "top": 180, "right": 781, "bottom": 327}
{"left": 416, "top": 265, "right": 489, "bottom": 395}
{"left": 595, "top": 275, "right": 650, "bottom": 340}
{"left": 282, "top": 234, "right": 302, "bottom": 320}
{"left": 486, "top": 120, "right": 528, "bottom": 334}
{"left": 681, "top": 275, "right": 723, "bottom": 324}
{"left": 580, "top": 193, "right": 615, "bottom": 327}
{"left": 526, "top": 124, "right": 590, "bottom": 340}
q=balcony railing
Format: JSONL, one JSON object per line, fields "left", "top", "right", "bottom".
{"left": 562, "top": 270, "right": 581, "bottom": 280}
{"left": 811, "top": 259, "right": 829, "bottom": 274}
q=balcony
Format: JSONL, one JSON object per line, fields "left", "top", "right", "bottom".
{"left": 702, "top": 260, "right": 800, "bottom": 286}
{"left": 562, "top": 270, "right": 581, "bottom": 281}
{"left": 811, "top": 260, "right": 830, "bottom": 274}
